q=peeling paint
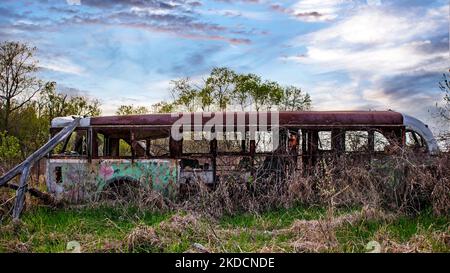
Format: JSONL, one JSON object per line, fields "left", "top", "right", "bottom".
{"left": 46, "top": 158, "right": 178, "bottom": 202}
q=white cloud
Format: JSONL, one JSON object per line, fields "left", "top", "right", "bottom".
{"left": 130, "top": 7, "right": 171, "bottom": 16}
{"left": 66, "top": 0, "right": 81, "bottom": 6}
{"left": 288, "top": 5, "right": 448, "bottom": 72}
{"left": 301, "top": 6, "right": 446, "bottom": 44}
{"left": 199, "top": 8, "right": 271, "bottom": 21}
{"left": 40, "top": 57, "right": 85, "bottom": 75}
{"left": 290, "top": 0, "right": 348, "bottom": 22}
{"left": 283, "top": 4, "right": 448, "bottom": 122}
{"left": 284, "top": 40, "right": 447, "bottom": 76}
{"left": 307, "top": 81, "right": 365, "bottom": 110}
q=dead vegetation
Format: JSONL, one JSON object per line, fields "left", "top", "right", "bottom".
{"left": 115, "top": 150, "right": 449, "bottom": 253}
{"left": 287, "top": 207, "right": 395, "bottom": 252}
{"left": 126, "top": 213, "right": 217, "bottom": 253}
{"left": 172, "top": 151, "right": 450, "bottom": 218}
{"left": 121, "top": 206, "right": 448, "bottom": 253}
{"left": 0, "top": 147, "right": 449, "bottom": 253}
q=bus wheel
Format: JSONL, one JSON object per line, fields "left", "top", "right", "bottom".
{"left": 101, "top": 177, "right": 140, "bottom": 200}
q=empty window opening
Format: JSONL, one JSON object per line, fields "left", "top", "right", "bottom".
{"left": 119, "top": 139, "right": 131, "bottom": 157}
{"left": 217, "top": 131, "right": 246, "bottom": 153}
{"left": 345, "top": 131, "right": 368, "bottom": 152}
{"left": 52, "top": 130, "right": 87, "bottom": 156}
{"left": 406, "top": 131, "right": 425, "bottom": 149}
{"left": 318, "top": 131, "right": 332, "bottom": 151}
{"left": 255, "top": 131, "right": 275, "bottom": 153}
{"left": 182, "top": 131, "right": 210, "bottom": 154}
{"left": 374, "top": 131, "right": 390, "bottom": 152}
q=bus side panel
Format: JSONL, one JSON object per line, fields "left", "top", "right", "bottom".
{"left": 94, "top": 159, "right": 179, "bottom": 198}
{"left": 46, "top": 158, "right": 91, "bottom": 203}
{"left": 46, "top": 158, "right": 179, "bottom": 202}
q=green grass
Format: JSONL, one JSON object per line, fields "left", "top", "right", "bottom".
{"left": 219, "top": 205, "right": 359, "bottom": 230}
{"left": 219, "top": 205, "right": 326, "bottom": 229}
{"left": 0, "top": 206, "right": 171, "bottom": 252}
{"left": 0, "top": 205, "right": 448, "bottom": 253}
{"left": 335, "top": 208, "right": 449, "bottom": 252}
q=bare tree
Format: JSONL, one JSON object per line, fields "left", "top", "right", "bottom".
{"left": 0, "top": 41, "right": 43, "bottom": 131}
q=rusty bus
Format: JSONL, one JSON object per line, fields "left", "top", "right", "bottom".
{"left": 46, "top": 111, "right": 438, "bottom": 202}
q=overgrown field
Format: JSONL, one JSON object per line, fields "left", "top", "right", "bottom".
{"left": 0, "top": 205, "right": 448, "bottom": 253}
{"left": 1, "top": 152, "right": 449, "bottom": 253}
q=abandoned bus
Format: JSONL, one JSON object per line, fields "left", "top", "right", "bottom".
{"left": 47, "top": 111, "right": 438, "bottom": 201}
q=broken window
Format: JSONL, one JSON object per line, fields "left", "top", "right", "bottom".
{"left": 52, "top": 129, "right": 87, "bottom": 157}
{"left": 182, "top": 131, "right": 210, "bottom": 154}
{"left": 345, "top": 131, "right": 368, "bottom": 152}
{"left": 318, "top": 131, "right": 332, "bottom": 151}
{"left": 217, "top": 131, "right": 246, "bottom": 153}
{"left": 374, "top": 131, "right": 390, "bottom": 152}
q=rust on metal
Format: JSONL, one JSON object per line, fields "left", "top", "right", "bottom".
{"left": 89, "top": 111, "right": 403, "bottom": 127}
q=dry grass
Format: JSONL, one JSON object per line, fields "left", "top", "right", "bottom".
{"left": 126, "top": 213, "right": 221, "bottom": 253}
{"left": 1, "top": 145, "right": 449, "bottom": 253}
{"left": 0, "top": 204, "right": 447, "bottom": 253}
{"left": 170, "top": 151, "right": 450, "bottom": 219}
{"left": 122, "top": 206, "right": 448, "bottom": 253}
{"left": 374, "top": 226, "right": 450, "bottom": 253}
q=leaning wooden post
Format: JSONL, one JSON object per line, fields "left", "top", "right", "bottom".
{"left": 0, "top": 117, "right": 81, "bottom": 220}
{"left": 0, "top": 118, "right": 81, "bottom": 187}
{"left": 12, "top": 164, "right": 31, "bottom": 220}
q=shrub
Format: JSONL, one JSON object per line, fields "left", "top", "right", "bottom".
{"left": 0, "top": 131, "right": 21, "bottom": 168}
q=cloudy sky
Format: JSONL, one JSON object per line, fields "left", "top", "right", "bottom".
{"left": 0, "top": 0, "right": 448, "bottom": 130}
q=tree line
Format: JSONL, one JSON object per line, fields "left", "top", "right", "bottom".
{"left": 116, "top": 67, "right": 312, "bottom": 115}
{"left": 0, "top": 42, "right": 102, "bottom": 161}
{"left": 2, "top": 40, "right": 450, "bottom": 162}
{"left": 0, "top": 41, "right": 311, "bottom": 161}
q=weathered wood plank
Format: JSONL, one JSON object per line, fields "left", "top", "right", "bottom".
{"left": 12, "top": 164, "right": 30, "bottom": 219}
{"left": 0, "top": 117, "right": 80, "bottom": 219}
{"left": 6, "top": 183, "right": 57, "bottom": 206}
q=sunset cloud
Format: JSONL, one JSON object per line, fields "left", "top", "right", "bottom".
{"left": 0, "top": 0, "right": 447, "bottom": 132}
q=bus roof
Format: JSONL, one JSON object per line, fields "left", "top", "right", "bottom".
{"left": 51, "top": 111, "right": 404, "bottom": 128}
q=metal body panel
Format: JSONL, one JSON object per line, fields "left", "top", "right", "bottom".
{"left": 51, "top": 116, "right": 90, "bottom": 127}
{"left": 45, "top": 111, "right": 438, "bottom": 202}
{"left": 179, "top": 169, "right": 214, "bottom": 184}
{"left": 46, "top": 158, "right": 179, "bottom": 202}
{"left": 402, "top": 114, "right": 439, "bottom": 154}
{"left": 82, "top": 111, "right": 404, "bottom": 127}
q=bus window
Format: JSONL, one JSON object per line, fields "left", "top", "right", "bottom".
{"left": 217, "top": 131, "right": 245, "bottom": 153}
{"left": 52, "top": 129, "right": 87, "bottom": 157}
{"left": 96, "top": 133, "right": 104, "bottom": 157}
{"left": 374, "top": 131, "right": 390, "bottom": 152}
{"left": 318, "top": 131, "right": 332, "bottom": 151}
{"left": 119, "top": 139, "right": 131, "bottom": 157}
{"left": 406, "top": 131, "right": 425, "bottom": 150}
{"left": 182, "top": 131, "right": 210, "bottom": 154}
{"left": 255, "top": 131, "right": 274, "bottom": 153}
{"left": 345, "top": 131, "right": 368, "bottom": 152}
{"left": 149, "top": 136, "right": 170, "bottom": 156}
